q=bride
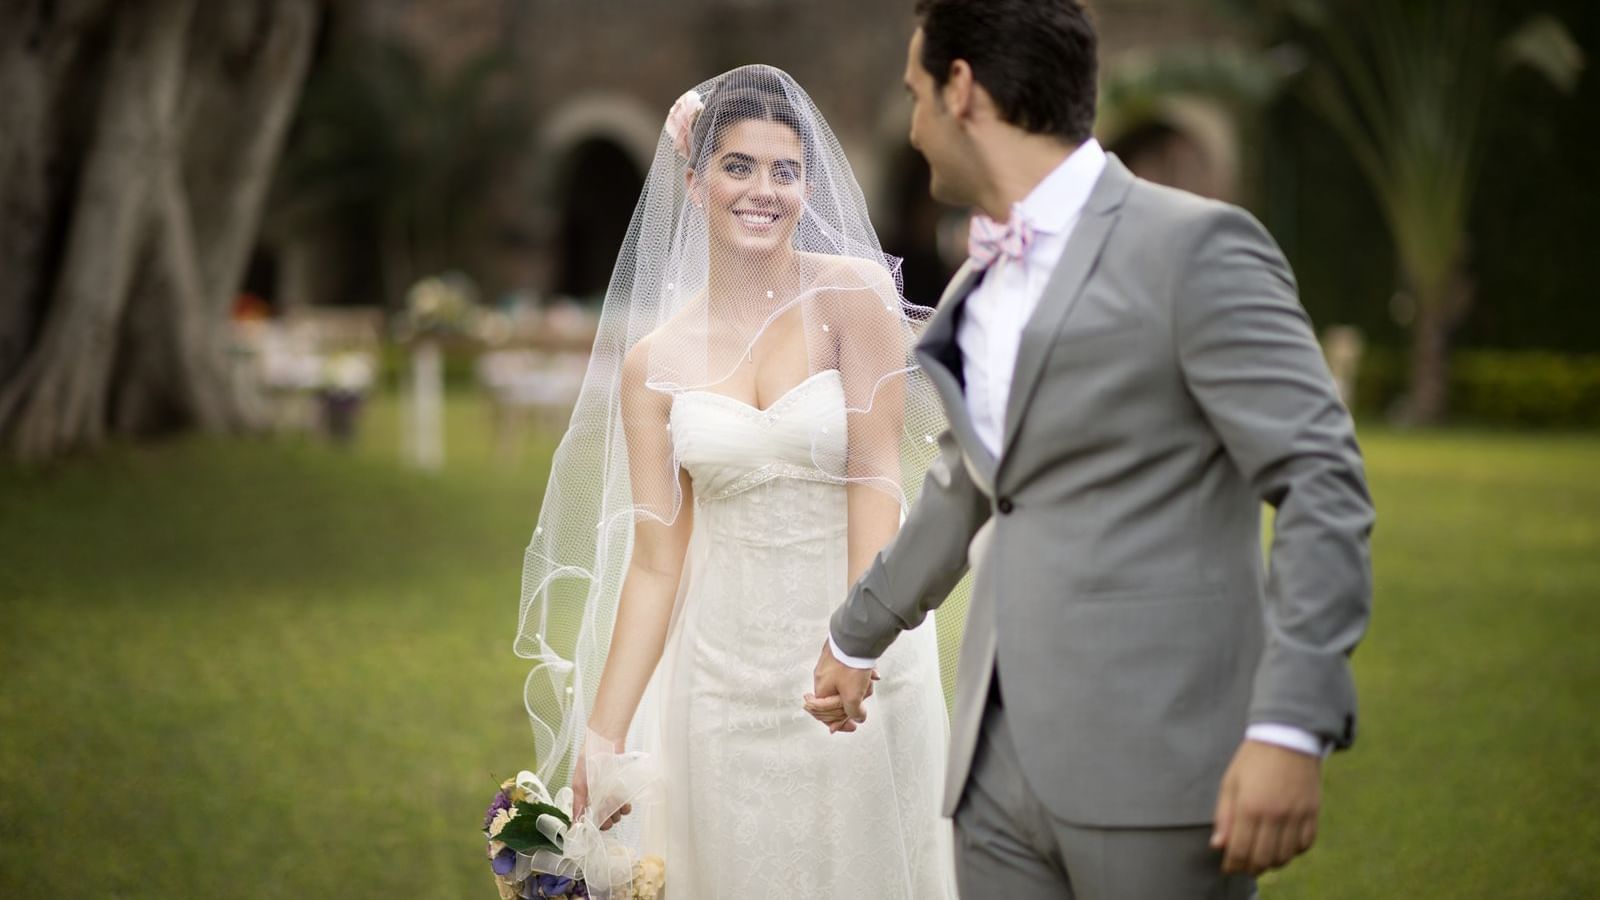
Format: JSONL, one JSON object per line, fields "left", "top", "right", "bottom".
{"left": 516, "top": 65, "right": 954, "bottom": 898}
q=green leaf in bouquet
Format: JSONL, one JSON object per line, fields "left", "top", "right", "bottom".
{"left": 494, "top": 812, "right": 563, "bottom": 856}
{"left": 514, "top": 800, "right": 571, "bottom": 828}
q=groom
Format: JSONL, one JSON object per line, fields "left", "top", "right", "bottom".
{"left": 808, "top": 1, "right": 1374, "bottom": 896}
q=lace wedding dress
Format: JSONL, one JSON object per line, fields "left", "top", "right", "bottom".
{"left": 642, "top": 368, "right": 954, "bottom": 899}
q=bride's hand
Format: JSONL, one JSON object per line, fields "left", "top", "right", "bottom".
{"left": 571, "top": 750, "right": 592, "bottom": 822}
{"left": 572, "top": 735, "right": 632, "bottom": 831}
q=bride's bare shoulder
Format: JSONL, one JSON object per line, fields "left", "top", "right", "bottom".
{"left": 622, "top": 304, "right": 709, "bottom": 385}
{"left": 799, "top": 253, "right": 905, "bottom": 334}
{"left": 799, "top": 251, "right": 897, "bottom": 294}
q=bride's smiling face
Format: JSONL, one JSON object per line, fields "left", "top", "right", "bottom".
{"left": 688, "top": 119, "right": 807, "bottom": 259}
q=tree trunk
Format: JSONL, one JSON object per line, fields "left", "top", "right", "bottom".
{"left": 1400, "top": 262, "right": 1475, "bottom": 427}
{"left": 112, "top": 156, "right": 230, "bottom": 434}
{"left": 0, "top": 0, "right": 115, "bottom": 387}
{"left": 0, "top": 0, "right": 322, "bottom": 459}
{"left": 0, "top": 0, "right": 197, "bottom": 460}
{"left": 113, "top": 0, "right": 320, "bottom": 435}
{"left": 1402, "top": 295, "right": 1451, "bottom": 426}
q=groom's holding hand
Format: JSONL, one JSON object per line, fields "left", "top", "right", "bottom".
{"left": 808, "top": 1, "right": 1374, "bottom": 896}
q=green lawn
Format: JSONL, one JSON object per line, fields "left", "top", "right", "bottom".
{"left": 2, "top": 397, "right": 1596, "bottom": 898}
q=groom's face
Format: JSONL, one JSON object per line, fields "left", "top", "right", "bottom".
{"left": 904, "top": 29, "right": 970, "bottom": 207}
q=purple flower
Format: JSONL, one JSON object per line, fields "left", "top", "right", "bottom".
{"left": 484, "top": 789, "right": 512, "bottom": 831}
{"left": 526, "top": 873, "right": 587, "bottom": 898}
{"left": 491, "top": 846, "right": 517, "bottom": 877}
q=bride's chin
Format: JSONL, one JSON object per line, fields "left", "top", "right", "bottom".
{"left": 712, "top": 229, "right": 794, "bottom": 260}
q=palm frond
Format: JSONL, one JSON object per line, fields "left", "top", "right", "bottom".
{"left": 1098, "top": 45, "right": 1293, "bottom": 137}
{"left": 1501, "top": 14, "right": 1586, "bottom": 93}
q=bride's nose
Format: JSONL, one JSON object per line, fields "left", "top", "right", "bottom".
{"left": 747, "top": 170, "right": 777, "bottom": 202}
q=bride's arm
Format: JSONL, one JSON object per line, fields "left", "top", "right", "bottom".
{"left": 836, "top": 264, "right": 915, "bottom": 586}
{"left": 831, "top": 274, "right": 989, "bottom": 660}
{"left": 577, "top": 344, "right": 694, "bottom": 817}
{"left": 844, "top": 374, "right": 905, "bottom": 587}
{"left": 809, "top": 275, "right": 933, "bottom": 730}
{"left": 586, "top": 473, "right": 694, "bottom": 741}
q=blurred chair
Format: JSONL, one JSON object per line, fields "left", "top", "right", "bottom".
{"left": 478, "top": 349, "right": 587, "bottom": 463}
{"left": 234, "top": 307, "right": 382, "bottom": 436}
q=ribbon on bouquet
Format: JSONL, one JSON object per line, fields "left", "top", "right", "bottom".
{"left": 507, "top": 748, "right": 659, "bottom": 893}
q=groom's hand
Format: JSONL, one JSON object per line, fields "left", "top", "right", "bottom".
{"left": 807, "top": 640, "right": 878, "bottom": 733}
{"left": 1211, "top": 740, "right": 1323, "bottom": 875}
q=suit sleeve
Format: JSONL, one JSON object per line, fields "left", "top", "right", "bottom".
{"left": 1174, "top": 204, "right": 1375, "bottom": 749}
{"left": 829, "top": 427, "right": 992, "bottom": 659}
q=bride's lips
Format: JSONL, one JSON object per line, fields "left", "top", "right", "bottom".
{"left": 731, "top": 207, "right": 783, "bottom": 234}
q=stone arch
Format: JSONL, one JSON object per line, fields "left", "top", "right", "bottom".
{"left": 547, "top": 137, "right": 645, "bottom": 302}
{"left": 1100, "top": 97, "right": 1240, "bottom": 201}
{"left": 539, "top": 94, "right": 661, "bottom": 174}
{"left": 537, "top": 95, "right": 659, "bottom": 302}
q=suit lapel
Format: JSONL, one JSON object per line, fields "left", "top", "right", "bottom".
{"left": 915, "top": 261, "right": 998, "bottom": 487}
{"left": 998, "top": 156, "right": 1135, "bottom": 464}
{"left": 915, "top": 260, "right": 981, "bottom": 376}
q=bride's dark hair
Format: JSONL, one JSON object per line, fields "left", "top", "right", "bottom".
{"left": 687, "top": 65, "right": 815, "bottom": 173}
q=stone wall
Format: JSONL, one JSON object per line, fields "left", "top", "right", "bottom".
{"left": 347, "top": 0, "right": 1239, "bottom": 301}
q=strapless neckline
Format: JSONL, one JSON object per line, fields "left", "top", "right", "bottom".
{"left": 674, "top": 368, "right": 841, "bottom": 416}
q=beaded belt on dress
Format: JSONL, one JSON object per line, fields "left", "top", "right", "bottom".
{"left": 697, "top": 462, "right": 847, "bottom": 504}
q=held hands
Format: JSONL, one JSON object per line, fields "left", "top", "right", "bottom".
{"left": 803, "top": 639, "right": 880, "bottom": 733}
{"left": 1211, "top": 739, "right": 1323, "bottom": 875}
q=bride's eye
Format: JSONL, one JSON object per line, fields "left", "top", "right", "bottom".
{"left": 772, "top": 161, "right": 799, "bottom": 185}
{"left": 722, "top": 160, "right": 753, "bottom": 178}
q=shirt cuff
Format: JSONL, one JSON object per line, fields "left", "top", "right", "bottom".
{"left": 827, "top": 633, "right": 877, "bottom": 670}
{"left": 1246, "top": 723, "right": 1327, "bottom": 758}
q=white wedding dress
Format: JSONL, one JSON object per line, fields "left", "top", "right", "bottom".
{"left": 641, "top": 368, "right": 954, "bottom": 899}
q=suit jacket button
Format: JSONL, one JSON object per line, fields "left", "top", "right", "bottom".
{"left": 997, "top": 498, "right": 1014, "bottom": 515}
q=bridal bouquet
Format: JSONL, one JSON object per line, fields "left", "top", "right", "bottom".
{"left": 483, "top": 763, "right": 664, "bottom": 900}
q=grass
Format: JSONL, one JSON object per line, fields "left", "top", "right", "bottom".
{"left": 1262, "top": 431, "right": 1600, "bottom": 898}
{"left": 2, "top": 397, "right": 1597, "bottom": 898}
{"left": 0, "top": 394, "right": 555, "bottom": 898}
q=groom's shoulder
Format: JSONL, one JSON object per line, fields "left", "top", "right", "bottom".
{"left": 1114, "top": 178, "right": 1298, "bottom": 308}
{"left": 1117, "top": 176, "right": 1281, "bottom": 261}
{"left": 1123, "top": 176, "right": 1254, "bottom": 234}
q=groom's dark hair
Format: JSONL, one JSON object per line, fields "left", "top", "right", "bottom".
{"left": 914, "top": 0, "right": 1098, "bottom": 143}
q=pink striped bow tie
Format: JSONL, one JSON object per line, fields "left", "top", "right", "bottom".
{"left": 967, "top": 206, "right": 1034, "bottom": 270}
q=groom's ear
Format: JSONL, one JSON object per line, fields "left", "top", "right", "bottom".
{"left": 942, "top": 59, "right": 977, "bottom": 122}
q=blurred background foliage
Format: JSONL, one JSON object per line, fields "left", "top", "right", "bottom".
{"left": 269, "top": 39, "right": 532, "bottom": 309}
{"left": 1103, "top": 0, "right": 1591, "bottom": 424}
{"left": 1276, "top": 2, "right": 1594, "bottom": 344}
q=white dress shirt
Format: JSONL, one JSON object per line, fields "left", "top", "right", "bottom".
{"left": 830, "top": 140, "right": 1323, "bottom": 758}
{"left": 959, "top": 138, "right": 1108, "bottom": 457}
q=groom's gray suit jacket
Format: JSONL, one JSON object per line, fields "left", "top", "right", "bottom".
{"left": 831, "top": 156, "right": 1374, "bottom": 828}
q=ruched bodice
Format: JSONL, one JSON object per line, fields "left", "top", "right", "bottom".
{"left": 671, "top": 368, "right": 847, "bottom": 498}
{"left": 672, "top": 369, "right": 849, "bottom": 555}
